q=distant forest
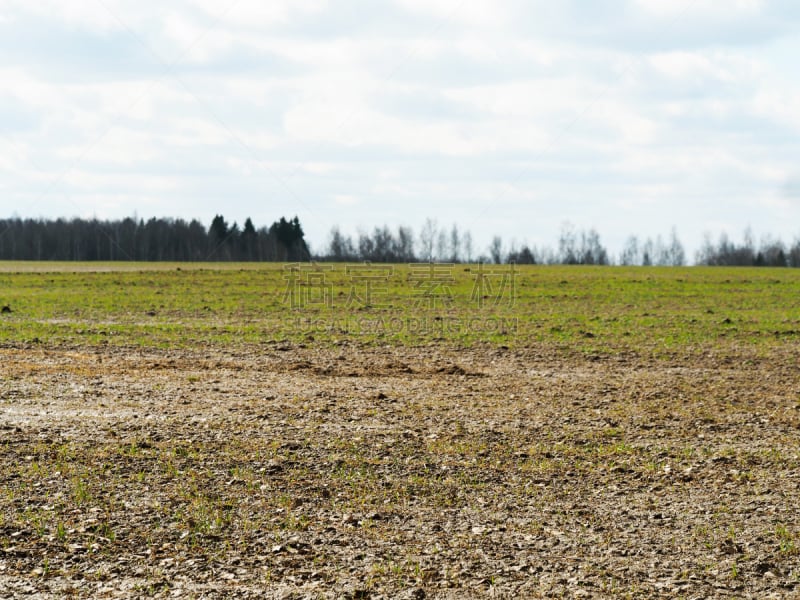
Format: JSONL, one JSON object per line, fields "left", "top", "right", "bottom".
{"left": 0, "top": 215, "right": 310, "bottom": 262}
{"left": 1, "top": 215, "right": 799, "bottom": 266}
{"left": 320, "top": 221, "right": 800, "bottom": 267}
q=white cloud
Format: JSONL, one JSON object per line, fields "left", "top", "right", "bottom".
{"left": 334, "top": 194, "right": 359, "bottom": 206}
{"left": 62, "top": 169, "right": 180, "bottom": 192}
{"left": 753, "top": 89, "right": 800, "bottom": 132}
{"left": 1, "top": 0, "right": 799, "bottom": 255}
{"left": 634, "top": 0, "right": 765, "bottom": 18}
{"left": 392, "top": 0, "right": 512, "bottom": 27}
{"left": 784, "top": 178, "right": 800, "bottom": 199}
{"left": 649, "top": 51, "right": 737, "bottom": 82}
{"left": 189, "top": 0, "right": 328, "bottom": 28}
{"left": 1, "top": 0, "right": 121, "bottom": 31}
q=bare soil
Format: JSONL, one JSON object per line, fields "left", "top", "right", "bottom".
{"left": 1, "top": 342, "right": 799, "bottom": 598}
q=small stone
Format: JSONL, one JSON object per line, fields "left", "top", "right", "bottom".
{"left": 471, "top": 526, "right": 486, "bottom": 535}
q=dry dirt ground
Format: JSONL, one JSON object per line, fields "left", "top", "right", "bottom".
{"left": 1, "top": 342, "right": 799, "bottom": 598}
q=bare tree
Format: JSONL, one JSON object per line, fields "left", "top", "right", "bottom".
{"left": 328, "top": 226, "right": 355, "bottom": 261}
{"left": 558, "top": 223, "right": 578, "bottom": 264}
{"left": 668, "top": 227, "right": 686, "bottom": 266}
{"left": 641, "top": 238, "right": 654, "bottom": 266}
{"left": 449, "top": 224, "right": 461, "bottom": 263}
{"left": 489, "top": 236, "right": 504, "bottom": 264}
{"left": 358, "top": 229, "right": 375, "bottom": 261}
{"left": 436, "top": 230, "right": 448, "bottom": 262}
{"left": 371, "top": 226, "right": 394, "bottom": 262}
{"left": 653, "top": 235, "right": 670, "bottom": 266}
{"left": 743, "top": 227, "right": 755, "bottom": 257}
{"left": 463, "top": 231, "right": 473, "bottom": 263}
{"left": 579, "top": 229, "right": 609, "bottom": 265}
{"left": 695, "top": 232, "right": 715, "bottom": 265}
{"left": 395, "top": 226, "right": 415, "bottom": 262}
{"left": 619, "top": 235, "right": 640, "bottom": 266}
{"left": 419, "top": 218, "right": 437, "bottom": 262}
{"left": 759, "top": 234, "right": 787, "bottom": 266}
{"left": 507, "top": 244, "right": 536, "bottom": 264}
{"left": 789, "top": 237, "right": 800, "bottom": 267}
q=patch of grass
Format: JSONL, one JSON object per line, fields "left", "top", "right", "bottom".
{"left": 2, "top": 263, "right": 800, "bottom": 355}
{"left": 776, "top": 524, "right": 799, "bottom": 555}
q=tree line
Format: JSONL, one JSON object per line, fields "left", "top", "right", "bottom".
{"left": 695, "top": 229, "right": 800, "bottom": 267}
{"left": 2, "top": 214, "right": 800, "bottom": 266}
{"left": 322, "top": 221, "right": 800, "bottom": 267}
{"left": 321, "top": 220, "right": 664, "bottom": 266}
{"left": 0, "top": 215, "right": 310, "bottom": 262}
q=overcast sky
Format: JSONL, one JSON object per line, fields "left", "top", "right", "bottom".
{"left": 1, "top": 0, "right": 799, "bottom": 257}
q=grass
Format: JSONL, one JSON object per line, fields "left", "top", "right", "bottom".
{"left": 2, "top": 261, "right": 800, "bottom": 596}
{"left": 1, "top": 262, "right": 799, "bottom": 356}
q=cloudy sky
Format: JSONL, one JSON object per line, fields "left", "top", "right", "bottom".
{"left": 1, "top": 0, "right": 799, "bottom": 257}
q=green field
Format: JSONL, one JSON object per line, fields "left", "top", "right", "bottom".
{"left": 2, "top": 262, "right": 800, "bottom": 355}
{"left": 1, "top": 263, "right": 799, "bottom": 598}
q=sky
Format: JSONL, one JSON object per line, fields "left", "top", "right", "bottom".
{"left": 1, "top": 0, "right": 799, "bottom": 258}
